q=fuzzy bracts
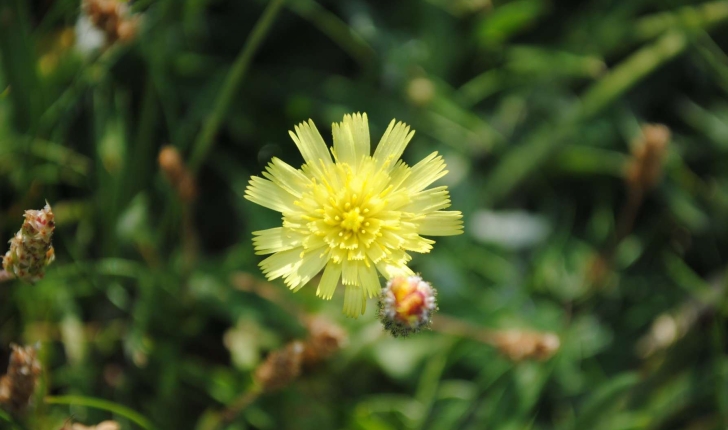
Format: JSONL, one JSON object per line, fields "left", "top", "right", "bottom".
{"left": 2, "top": 203, "right": 56, "bottom": 282}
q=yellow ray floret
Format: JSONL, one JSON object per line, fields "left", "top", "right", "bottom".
{"left": 245, "top": 113, "right": 463, "bottom": 317}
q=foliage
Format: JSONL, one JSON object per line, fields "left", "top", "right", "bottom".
{"left": 1, "top": 0, "right": 728, "bottom": 429}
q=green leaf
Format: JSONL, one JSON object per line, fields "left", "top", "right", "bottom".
{"left": 45, "top": 395, "right": 158, "bottom": 430}
{"left": 569, "top": 373, "right": 641, "bottom": 430}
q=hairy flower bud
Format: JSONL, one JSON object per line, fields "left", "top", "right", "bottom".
{"left": 2, "top": 203, "right": 56, "bottom": 282}
{"left": 378, "top": 275, "right": 438, "bottom": 337}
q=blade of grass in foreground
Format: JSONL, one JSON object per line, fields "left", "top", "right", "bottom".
{"left": 45, "top": 395, "right": 158, "bottom": 430}
{"left": 188, "top": 0, "right": 285, "bottom": 174}
{"left": 0, "top": 409, "right": 28, "bottom": 430}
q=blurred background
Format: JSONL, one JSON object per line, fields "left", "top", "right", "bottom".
{"left": 2, "top": 0, "right": 728, "bottom": 428}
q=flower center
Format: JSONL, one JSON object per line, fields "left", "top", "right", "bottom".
{"left": 340, "top": 207, "right": 365, "bottom": 232}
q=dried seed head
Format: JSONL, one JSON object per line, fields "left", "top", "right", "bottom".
{"left": 493, "top": 330, "right": 560, "bottom": 362}
{"left": 625, "top": 123, "right": 670, "bottom": 192}
{"left": 0, "top": 344, "right": 41, "bottom": 415}
{"left": 3, "top": 202, "right": 56, "bottom": 282}
{"left": 158, "top": 145, "right": 197, "bottom": 203}
{"left": 82, "top": 0, "right": 139, "bottom": 45}
{"left": 378, "top": 275, "right": 438, "bottom": 338}
{"left": 62, "top": 421, "right": 121, "bottom": 430}
{"left": 302, "top": 317, "right": 347, "bottom": 367}
{"left": 254, "top": 341, "right": 304, "bottom": 392}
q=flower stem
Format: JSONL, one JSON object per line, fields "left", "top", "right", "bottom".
{"left": 221, "top": 385, "right": 263, "bottom": 423}
{"left": 188, "top": 0, "right": 285, "bottom": 174}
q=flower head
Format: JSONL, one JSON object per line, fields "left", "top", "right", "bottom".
{"left": 378, "top": 275, "right": 437, "bottom": 337}
{"left": 245, "top": 113, "right": 463, "bottom": 317}
{"left": 3, "top": 202, "right": 56, "bottom": 282}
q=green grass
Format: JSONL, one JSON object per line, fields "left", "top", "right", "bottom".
{"left": 2, "top": 0, "right": 728, "bottom": 429}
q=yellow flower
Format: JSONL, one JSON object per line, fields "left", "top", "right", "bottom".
{"left": 245, "top": 113, "right": 463, "bottom": 317}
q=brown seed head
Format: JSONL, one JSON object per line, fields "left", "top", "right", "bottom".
{"left": 82, "top": 0, "right": 138, "bottom": 45}
{"left": 626, "top": 124, "right": 670, "bottom": 192}
{"left": 0, "top": 344, "right": 41, "bottom": 415}
{"left": 302, "top": 317, "right": 347, "bottom": 367}
{"left": 62, "top": 421, "right": 121, "bottom": 430}
{"left": 254, "top": 341, "right": 304, "bottom": 392}
{"left": 116, "top": 18, "right": 139, "bottom": 43}
{"left": 493, "top": 330, "right": 560, "bottom": 362}
{"left": 159, "top": 146, "right": 198, "bottom": 203}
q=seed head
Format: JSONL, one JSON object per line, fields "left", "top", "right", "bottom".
{"left": 82, "top": 0, "right": 140, "bottom": 45}
{"left": 0, "top": 344, "right": 41, "bottom": 415}
{"left": 253, "top": 341, "right": 304, "bottom": 392}
{"left": 301, "top": 317, "right": 347, "bottom": 367}
{"left": 158, "top": 145, "right": 197, "bottom": 203}
{"left": 378, "top": 275, "right": 438, "bottom": 337}
{"left": 3, "top": 202, "right": 56, "bottom": 282}
{"left": 493, "top": 330, "right": 560, "bottom": 362}
{"left": 625, "top": 123, "right": 670, "bottom": 193}
{"left": 62, "top": 421, "right": 120, "bottom": 430}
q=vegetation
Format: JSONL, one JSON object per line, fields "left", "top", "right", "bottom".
{"left": 1, "top": 0, "right": 728, "bottom": 428}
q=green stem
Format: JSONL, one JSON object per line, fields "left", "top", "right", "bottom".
{"left": 635, "top": 1, "right": 728, "bottom": 41}
{"left": 481, "top": 31, "right": 689, "bottom": 205}
{"left": 579, "top": 31, "right": 688, "bottom": 119}
{"left": 188, "top": 0, "right": 285, "bottom": 174}
{"left": 0, "top": 409, "right": 27, "bottom": 430}
{"left": 45, "top": 395, "right": 158, "bottom": 430}
{"left": 286, "top": 0, "right": 374, "bottom": 66}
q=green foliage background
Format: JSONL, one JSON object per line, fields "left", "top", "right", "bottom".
{"left": 2, "top": 0, "right": 728, "bottom": 428}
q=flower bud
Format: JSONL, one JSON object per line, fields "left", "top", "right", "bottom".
{"left": 2, "top": 203, "right": 56, "bottom": 282}
{"left": 378, "top": 275, "right": 438, "bottom": 337}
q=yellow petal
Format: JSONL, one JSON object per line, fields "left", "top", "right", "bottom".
{"left": 402, "top": 235, "right": 435, "bottom": 253}
{"left": 400, "top": 186, "right": 451, "bottom": 214}
{"left": 316, "top": 262, "right": 342, "bottom": 299}
{"left": 333, "top": 112, "right": 370, "bottom": 171}
{"left": 418, "top": 211, "right": 464, "bottom": 236}
{"left": 359, "top": 262, "right": 381, "bottom": 298}
{"left": 259, "top": 248, "right": 303, "bottom": 281}
{"left": 285, "top": 251, "right": 328, "bottom": 291}
{"left": 375, "top": 259, "right": 414, "bottom": 279}
{"left": 252, "top": 227, "right": 303, "bottom": 255}
{"left": 343, "top": 285, "right": 366, "bottom": 317}
{"left": 289, "top": 120, "right": 334, "bottom": 179}
{"left": 262, "top": 157, "right": 311, "bottom": 198}
{"left": 401, "top": 152, "right": 447, "bottom": 193}
{"left": 341, "top": 259, "right": 359, "bottom": 285}
{"left": 373, "top": 120, "right": 415, "bottom": 171}
{"left": 245, "top": 176, "right": 299, "bottom": 213}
